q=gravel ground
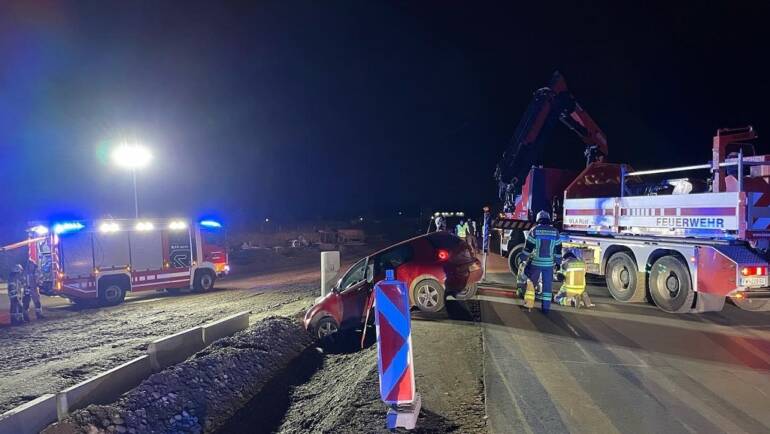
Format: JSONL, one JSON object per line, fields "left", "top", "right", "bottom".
{"left": 218, "top": 300, "right": 487, "bottom": 434}
{"left": 0, "top": 265, "right": 324, "bottom": 414}
{"left": 43, "top": 317, "right": 314, "bottom": 434}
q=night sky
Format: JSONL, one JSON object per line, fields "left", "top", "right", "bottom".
{"left": 1, "top": 1, "right": 769, "bottom": 230}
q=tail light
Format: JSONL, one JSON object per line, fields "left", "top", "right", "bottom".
{"left": 437, "top": 249, "right": 450, "bottom": 261}
{"left": 741, "top": 266, "right": 767, "bottom": 276}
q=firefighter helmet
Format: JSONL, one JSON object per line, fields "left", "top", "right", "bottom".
{"left": 536, "top": 210, "right": 551, "bottom": 223}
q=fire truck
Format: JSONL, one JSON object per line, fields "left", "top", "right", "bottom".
{"left": 25, "top": 218, "right": 229, "bottom": 306}
{"left": 494, "top": 72, "right": 770, "bottom": 313}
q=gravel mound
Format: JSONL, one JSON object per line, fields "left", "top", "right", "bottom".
{"left": 43, "top": 316, "right": 313, "bottom": 434}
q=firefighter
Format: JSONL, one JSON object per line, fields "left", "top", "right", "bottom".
{"left": 554, "top": 250, "right": 594, "bottom": 308}
{"left": 7, "top": 264, "right": 25, "bottom": 325}
{"left": 456, "top": 219, "right": 469, "bottom": 238}
{"left": 22, "top": 260, "right": 44, "bottom": 320}
{"left": 434, "top": 214, "right": 446, "bottom": 232}
{"left": 465, "top": 219, "right": 478, "bottom": 253}
{"left": 520, "top": 211, "right": 562, "bottom": 313}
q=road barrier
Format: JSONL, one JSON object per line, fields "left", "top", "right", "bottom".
{"left": 148, "top": 326, "right": 205, "bottom": 372}
{"left": 56, "top": 355, "right": 152, "bottom": 420}
{"left": 0, "top": 311, "right": 253, "bottom": 433}
{"left": 0, "top": 394, "right": 57, "bottom": 434}
{"left": 202, "top": 310, "right": 250, "bottom": 345}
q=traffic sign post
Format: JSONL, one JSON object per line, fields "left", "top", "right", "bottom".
{"left": 374, "top": 269, "right": 420, "bottom": 430}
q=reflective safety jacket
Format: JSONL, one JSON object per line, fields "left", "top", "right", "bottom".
{"left": 561, "top": 257, "right": 586, "bottom": 296}
{"left": 456, "top": 223, "right": 469, "bottom": 238}
{"left": 521, "top": 224, "right": 562, "bottom": 268}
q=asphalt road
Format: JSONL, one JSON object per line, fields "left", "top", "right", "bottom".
{"left": 480, "top": 253, "right": 770, "bottom": 434}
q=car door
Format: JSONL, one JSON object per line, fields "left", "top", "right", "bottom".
{"left": 338, "top": 258, "right": 372, "bottom": 328}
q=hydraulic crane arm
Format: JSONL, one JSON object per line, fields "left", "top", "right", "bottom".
{"left": 494, "top": 72, "right": 608, "bottom": 211}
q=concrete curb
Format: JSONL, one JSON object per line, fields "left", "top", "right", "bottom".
{"left": 202, "top": 310, "right": 250, "bottom": 345}
{"left": 147, "top": 326, "right": 205, "bottom": 372}
{"left": 0, "top": 394, "right": 57, "bottom": 434}
{"left": 56, "top": 355, "right": 153, "bottom": 421}
{"left": 2, "top": 311, "right": 251, "bottom": 432}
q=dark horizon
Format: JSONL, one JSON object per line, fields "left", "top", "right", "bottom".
{"left": 2, "top": 1, "right": 769, "bottom": 233}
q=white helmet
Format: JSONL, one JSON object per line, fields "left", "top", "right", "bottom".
{"left": 536, "top": 210, "right": 551, "bottom": 223}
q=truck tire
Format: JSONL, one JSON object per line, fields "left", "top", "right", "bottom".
{"left": 732, "top": 298, "right": 770, "bottom": 312}
{"left": 413, "top": 279, "right": 445, "bottom": 313}
{"left": 649, "top": 256, "right": 694, "bottom": 313}
{"left": 605, "top": 252, "right": 645, "bottom": 302}
{"left": 99, "top": 280, "right": 127, "bottom": 306}
{"left": 508, "top": 244, "right": 525, "bottom": 275}
{"left": 193, "top": 269, "right": 215, "bottom": 291}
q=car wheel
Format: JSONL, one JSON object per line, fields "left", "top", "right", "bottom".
{"left": 454, "top": 283, "right": 478, "bottom": 300}
{"left": 99, "top": 282, "right": 126, "bottom": 306}
{"left": 649, "top": 255, "right": 694, "bottom": 313}
{"left": 413, "top": 279, "right": 445, "bottom": 312}
{"left": 605, "top": 252, "right": 645, "bottom": 302}
{"left": 314, "top": 316, "right": 340, "bottom": 341}
{"left": 194, "top": 270, "right": 215, "bottom": 291}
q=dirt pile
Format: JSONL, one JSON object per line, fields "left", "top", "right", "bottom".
{"left": 43, "top": 316, "right": 313, "bottom": 434}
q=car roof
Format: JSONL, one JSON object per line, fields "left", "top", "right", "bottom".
{"left": 367, "top": 231, "right": 459, "bottom": 258}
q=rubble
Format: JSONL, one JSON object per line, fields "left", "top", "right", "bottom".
{"left": 42, "top": 317, "right": 313, "bottom": 434}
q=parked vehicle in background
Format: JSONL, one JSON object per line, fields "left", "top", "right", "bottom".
{"left": 27, "top": 218, "right": 228, "bottom": 306}
{"left": 304, "top": 231, "right": 481, "bottom": 339}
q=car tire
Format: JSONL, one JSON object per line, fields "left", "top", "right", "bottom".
{"left": 649, "top": 255, "right": 694, "bottom": 313}
{"left": 605, "top": 252, "right": 645, "bottom": 302}
{"left": 99, "top": 281, "right": 127, "bottom": 306}
{"left": 193, "top": 270, "right": 215, "bottom": 291}
{"left": 413, "top": 279, "right": 445, "bottom": 313}
{"left": 313, "top": 316, "right": 340, "bottom": 341}
{"left": 454, "top": 283, "right": 478, "bottom": 300}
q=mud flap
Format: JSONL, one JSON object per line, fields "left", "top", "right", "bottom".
{"left": 690, "top": 292, "right": 726, "bottom": 313}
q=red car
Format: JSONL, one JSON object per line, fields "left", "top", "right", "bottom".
{"left": 304, "top": 231, "right": 482, "bottom": 340}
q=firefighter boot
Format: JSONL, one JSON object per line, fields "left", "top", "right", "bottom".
{"left": 35, "top": 308, "right": 45, "bottom": 319}
{"left": 22, "top": 310, "right": 30, "bottom": 322}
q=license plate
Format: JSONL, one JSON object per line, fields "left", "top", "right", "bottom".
{"left": 741, "top": 276, "right": 768, "bottom": 288}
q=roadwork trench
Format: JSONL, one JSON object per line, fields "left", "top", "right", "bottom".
{"left": 44, "top": 300, "right": 486, "bottom": 434}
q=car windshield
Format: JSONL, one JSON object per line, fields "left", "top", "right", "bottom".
{"left": 338, "top": 258, "right": 367, "bottom": 291}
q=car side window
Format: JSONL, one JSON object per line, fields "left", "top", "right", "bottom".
{"left": 339, "top": 259, "right": 367, "bottom": 291}
{"left": 374, "top": 244, "right": 414, "bottom": 275}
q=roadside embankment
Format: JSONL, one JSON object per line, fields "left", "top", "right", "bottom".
{"left": 43, "top": 316, "right": 313, "bottom": 434}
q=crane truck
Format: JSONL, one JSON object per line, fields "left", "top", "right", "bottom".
{"left": 494, "top": 72, "right": 770, "bottom": 313}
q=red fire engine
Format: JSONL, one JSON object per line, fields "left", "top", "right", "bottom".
{"left": 26, "top": 218, "right": 228, "bottom": 306}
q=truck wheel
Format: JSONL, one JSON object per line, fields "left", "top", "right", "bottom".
{"left": 508, "top": 244, "right": 525, "bottom": 275}
{"left": 454, "top": 283, "right": 478, "bottom": 300}
{"left": 732, "top": 298, "right": 770, "bottom": 312}
{"left": 649, "top": 256, "right": 694, "bottom": 313}
{"left": 99, "top": 281, "right": 126, "bottom": 306}
{"left": 413, "top": 279, "right": 445, "bottom": 313}
{"left": 605, "top": 252, "right": 645, "bottom": 302}
{"left": 193, "top": 270, "right": 215, "bottom": 291}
